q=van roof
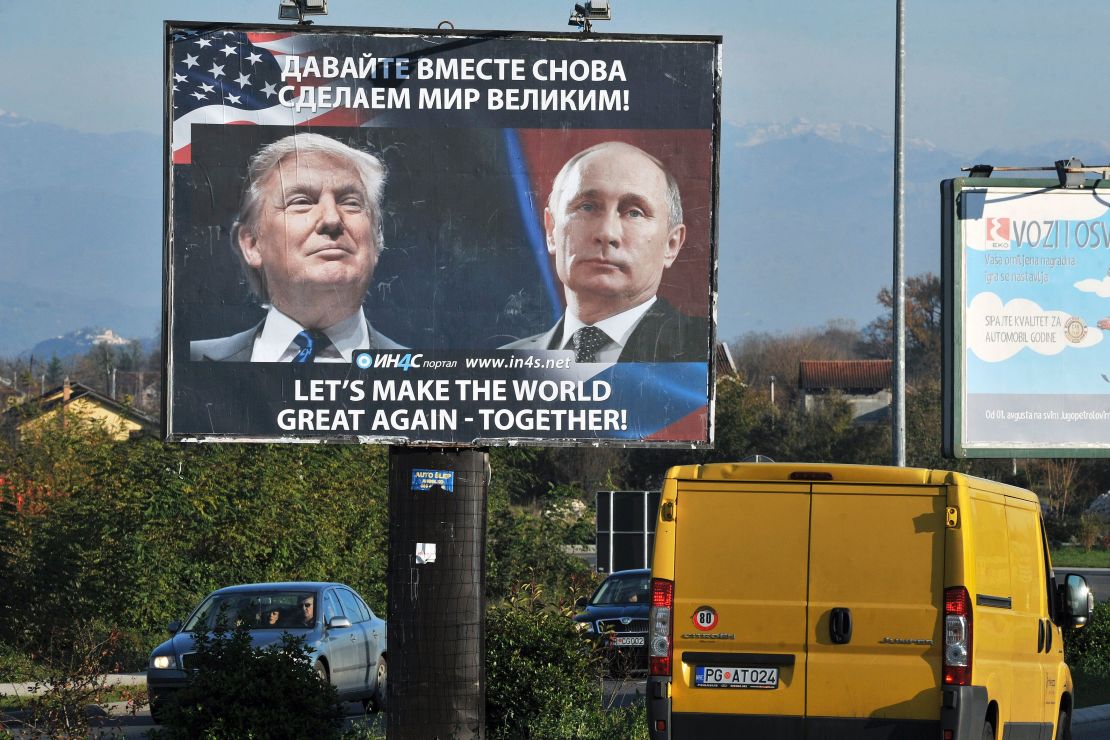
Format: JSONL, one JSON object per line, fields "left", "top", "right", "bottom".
{"left": 668, "top": 462, "right": 1038, "bottom": 503}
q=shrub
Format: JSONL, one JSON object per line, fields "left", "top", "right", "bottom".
{"left": 1065, "top": 600, "right": 1110, "bottom": 676}
{"left": 17, "top": 628, "right": 134, "bottom": 740}
{"left": 485, "top": 583, "right": 647, "bottom": 740}
{"left": 0, "top": 641, "right": 42, "bottom": 682}
{"left": 156, "top": 623, "right": 343, "bottom": 739}
{"left": 1079, "top": 514, "right": 1104, "bottom": 552}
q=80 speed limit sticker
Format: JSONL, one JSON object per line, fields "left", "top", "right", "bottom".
{"left": 692, "top": 605, "right": 718, "bottom": 631}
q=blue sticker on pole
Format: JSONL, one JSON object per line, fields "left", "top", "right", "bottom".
{"left": 411, "top": 469, "right": 455, "bottom": 493}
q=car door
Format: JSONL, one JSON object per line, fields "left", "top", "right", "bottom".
{"left": 671, "top": 481, "right": 811, "bottom": 726}
{"left": 1004, "top": 498, "right": 1050, "bottom": 734}
{"left": 336, "top": 587, "right": 375, "bottom": 692}
{"left": 321, "top": 588, "right": 360, "bottom": 693}
{"left": 806, "top": 482, "right": 945, "bottom": 730}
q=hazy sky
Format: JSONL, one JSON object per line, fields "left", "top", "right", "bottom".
{"left": 3, "top": 1, "right": 1107, "bottom": 155}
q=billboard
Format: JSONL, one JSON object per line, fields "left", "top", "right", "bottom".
{"left": 943, "top": 177, "right": 1110, "bottom": 456}
{"left": 164, "top": 22, "right": 720, "bottom": 446}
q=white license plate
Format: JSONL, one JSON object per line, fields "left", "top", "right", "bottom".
{"left": 695, "top": 666, "right": 778, "bottom": 689}
{"left": 610, "top": 635, "right": 645, "bottom": 647}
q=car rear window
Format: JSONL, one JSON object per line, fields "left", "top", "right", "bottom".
{"left": 591, "top": 575, "right": 651, "bottom": 606}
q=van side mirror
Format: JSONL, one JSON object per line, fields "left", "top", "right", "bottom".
{"left": 1057, "top": 574, "right": 1094, "bottom": 628}
{"left": 166, "top": 620, "right": 182, "bottom": 634}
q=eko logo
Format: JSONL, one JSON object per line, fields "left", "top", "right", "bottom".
{"left": 985, "top": 217, "right": 1012, "bottom": 250}
{"left": 354, "top": 352, "right": 424, "bottom": 371}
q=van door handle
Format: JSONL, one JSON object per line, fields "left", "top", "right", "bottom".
{"left": 829, "top": 607, "right": 852, "bottom": 645}
{"left": 1038, "top": 619, "right": 1045, "bottom": 652}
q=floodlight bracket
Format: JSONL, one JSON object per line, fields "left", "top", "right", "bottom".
{"left": 278, "top": 0, "right": 327, "bottom": 24}
{"left": 569, "top": 1, "right": 611, "bottom": 33}
{"left": 1056, "top": 158, "right": 1085, "bottom": 188}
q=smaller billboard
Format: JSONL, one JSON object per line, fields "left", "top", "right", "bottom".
{"left": 943, "top": 177, "right": 1110, "bottom": 456}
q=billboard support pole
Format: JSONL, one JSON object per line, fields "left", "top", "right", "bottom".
{"left": 892, "top": 0, "right": 907, "bottom": 466}
{"left": 387, "top": 446, "right": 489, "bottom": 739}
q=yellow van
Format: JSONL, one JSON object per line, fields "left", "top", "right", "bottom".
{"left": 646, "top": 463, "right": 1094, "bottom": 740}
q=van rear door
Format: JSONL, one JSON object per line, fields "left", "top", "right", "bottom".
{"left": 806, "top": 482, "right": 945, "bottom": 734}
{"left": 671, "top": 481, "right": 811, "bottom": 728}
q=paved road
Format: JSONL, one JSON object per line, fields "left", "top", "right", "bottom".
{"left": 3, "top": 676, "right": 1106, "bottom": 737}
{"left": 1056, "top": 567, "right": 1110, "bottom": 601}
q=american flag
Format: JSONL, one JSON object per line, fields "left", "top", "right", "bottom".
{"left": 169, "top": 28, "right": 370, "bottom": 164}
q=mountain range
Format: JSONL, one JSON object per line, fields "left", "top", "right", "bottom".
{"left": 1, "top": 110, "right": 1107, "bottom": 356}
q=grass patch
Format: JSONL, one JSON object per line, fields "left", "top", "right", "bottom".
{"left": 1073, "top": 668, "right": 1110, "bottom": 708}
{"left": 1050, "top": 548, "right": 1110, "bottom": 568}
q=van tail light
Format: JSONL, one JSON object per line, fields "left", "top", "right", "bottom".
{"left": 649, "top": 578, "right": 674, "bottom": 676}
{"left": 943, "top": 586, "right": 972, "bottom": 686}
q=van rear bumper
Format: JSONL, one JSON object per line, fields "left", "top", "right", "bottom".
{"left": 650, "top": 676, "right": 954, "bottom": 740}
{"left": 666, "top": 714, "right": 936, "bottom": 739}
{"left": 941, "top": 685, "right": 988, "bottom": 738}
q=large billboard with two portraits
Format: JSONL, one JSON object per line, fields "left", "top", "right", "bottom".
{"left": 164, "top": 22, "right": 720, "bottom": 445}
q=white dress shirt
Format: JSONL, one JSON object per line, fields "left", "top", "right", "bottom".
{"left": 250, "top": 307, "right": 371, "bottom": 363}
{"left": 556, "top": 297, "right": 657, "bottom": 363}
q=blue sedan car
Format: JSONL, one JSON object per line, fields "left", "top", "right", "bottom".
{"left": 147, "top": 582, "right": 387, "bottom": 722}
{"left": 573, "top": 569, "right": 651, "bottom": 672}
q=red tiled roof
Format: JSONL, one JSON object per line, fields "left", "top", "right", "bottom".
{"left": 799, "top": 360, "right": 892, "bottom": 391}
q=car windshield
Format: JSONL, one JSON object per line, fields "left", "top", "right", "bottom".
{"left": 591, "top": 575, "right": 650, "bottom": 606}
{"left": 183, "top": 591, "right": 316, "bottom": 631}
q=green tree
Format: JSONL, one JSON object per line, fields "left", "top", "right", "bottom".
{"left": 861, "top": 273, "right": 942, "bottom": 381}
{"left": 44, "top": 356, "right": 64, "bottom": 387}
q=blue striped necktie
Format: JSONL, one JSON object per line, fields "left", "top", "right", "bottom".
{"left": 292, "top": 330, "right": 330, "bottom": 364}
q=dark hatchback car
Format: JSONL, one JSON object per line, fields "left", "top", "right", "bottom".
{"left": 147, "top": 582, "right": 386, "bottom": 722}
{"left": 573, "top": 569, "right": 651, "bottom": 671}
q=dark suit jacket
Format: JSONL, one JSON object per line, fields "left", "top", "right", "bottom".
{"left": 500, "top": 298, "right": 709, "bottom": 362}
{"left": 190, "top": 315, "right": 405, "bottom": 361}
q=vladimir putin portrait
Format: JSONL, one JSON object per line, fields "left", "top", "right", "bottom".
{"left": 501, "top": 141, "right": 708, "bottom": 363}
{"left": 191, "top": 133, "right": 405, "bottom": 362}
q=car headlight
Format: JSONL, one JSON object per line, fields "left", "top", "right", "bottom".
{"left": 151, "top": 655, "right": 176, "bottom": 669}
{"left": 574, "top": 621, "right": 594, "bottom": 634}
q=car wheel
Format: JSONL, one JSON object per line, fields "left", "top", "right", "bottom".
{"left": 1056, "top": 708, "right": 1070, "bottom": 740}
{"left": 314, "top": 659, "right": 329, "bottom": 684}
{"left": 367, "top": 655, "right": 387, "bottom": 713}
{"left": 982, "top": 719, "right": 995, "bottom": 740}
{"left": 149, "top": 701, "right": 164, "bottom": 725}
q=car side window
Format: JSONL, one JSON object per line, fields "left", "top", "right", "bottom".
{"left": 354, "top": 592, "right": 373, "bottom": 622}
{"left": 1039, "top": 518, "right": 1057, "bottom": 622}
{"left": 337, "top": 589, "right": 366, "bottom": 624}
{"left": 322, "top": 590, "right": 341, "bottom": 624}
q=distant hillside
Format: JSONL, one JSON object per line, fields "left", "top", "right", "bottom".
{"left": 0, "top": 112, "right": 161, "bottom": 356}
{"left": 28, "top": 326, "right": 155, "bottom": 361}
{"left": 717, "top": 119, "right": 1110, "bottom": 337}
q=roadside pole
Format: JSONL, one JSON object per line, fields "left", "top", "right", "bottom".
{"left": 387, "top": 447, "right": 489, "bottom": 739}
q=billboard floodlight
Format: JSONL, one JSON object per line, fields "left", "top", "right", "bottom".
{"left": 569, "top": 0, "right": 611, "bottom": 31}
{"left": 278, "top": 0, "right": 328, "bottom": 23}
